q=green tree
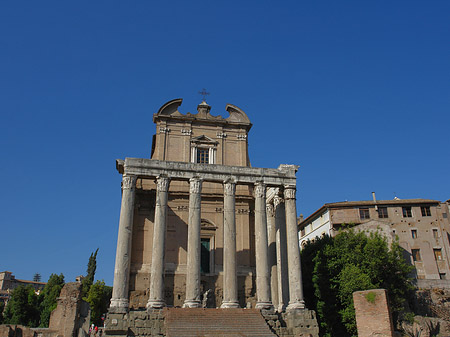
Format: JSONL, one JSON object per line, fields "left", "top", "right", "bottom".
{"left": 0, "top": 301, "right": 4, "bottom": 324}
{"left": 39, "top": 273, "right": 65, "bottom": 327}
{"left": 33, "top": 273, "right": 41, "bottom": 282}
{"left": 3, "top": 285, "right": 40, "bottom": 327}
{"left": 301, "top": 230, "right": 413, "bottom": 337}
{"left": 86, "top": 280, "right": 112, "bottom": 326}
{"left": 82, "top": 248, "right": 99, "bottom": 297}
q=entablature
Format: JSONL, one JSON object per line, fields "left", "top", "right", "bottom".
{"left": 116, "top": 158, "right": 299, "bottom": 187}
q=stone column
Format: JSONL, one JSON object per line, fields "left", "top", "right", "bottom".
{"left": 254, "top": 182, "right": 273, "bottom": 310}
{"left": 266, "top": 202, "right": 278, "bottom": 308}
{"left": 284, "top": 186, "right": 305, "bottom": 310}
{"left": 110, "top": 175, "right": 137, "bottom": 313}
{"left": 183, "top": 177, "right": 203, "bottom": 308}
{"left": 220, "top": 179, "right": 239, "bottom": 308}
{"left": 147, "top": 175, "right": 170, "bottom": 310}
{"left": 275, "top": 193, "right": 289, "bottom": 312}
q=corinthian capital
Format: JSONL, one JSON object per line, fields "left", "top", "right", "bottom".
{"left": 223, "top": 179, "right": 236, "bottom": 196}
{"left": 254, "top": 182, "right": 266, "bottom": 199}
{"left": 284, "top": 186, "right": 296, "bottom": 200}
{"left": 122, "top": 175, "right": 137, "bottom": 190}
{"left": 156, "top": 175, "right": 170, "bottom": 192}
{"left": 189, "top": 177, "right": 203, "bottom": 194}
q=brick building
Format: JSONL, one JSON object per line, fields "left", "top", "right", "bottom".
{"left": 0, "top": 271, "right": 46, "bottom": 303}
{"left": 298, "top": 198, "right": 450, "bottom": 285}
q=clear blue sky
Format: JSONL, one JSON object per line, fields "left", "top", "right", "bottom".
{"left": 1, "top": 1, "right": 449, "bottom": 286}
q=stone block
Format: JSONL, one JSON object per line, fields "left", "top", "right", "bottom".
{"left": 353, "top": 289, "right": 394, "bottom": 337}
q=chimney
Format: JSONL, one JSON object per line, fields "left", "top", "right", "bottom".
{"left": 372, "top": 192, "right": 378, "bottom": 211}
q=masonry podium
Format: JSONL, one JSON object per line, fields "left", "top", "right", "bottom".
{"left": 104, "top": 99, "right": 318, "bottom": 337}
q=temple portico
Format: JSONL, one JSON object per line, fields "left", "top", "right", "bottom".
{"left": 110, "top": 158, "right": 304, "bottom": 312}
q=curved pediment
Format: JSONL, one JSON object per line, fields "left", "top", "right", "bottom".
{"left": 155, "top": 99, "right": 251, "bottom": 126}
{"left": 225, "top": 104, "right": 251, "bottom": 124}
{"left": 156, "top": 98, "right": 184, "bottom": 116}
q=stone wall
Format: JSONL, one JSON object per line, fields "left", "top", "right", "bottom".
{"left": 263, "top": 309, "right": 319, "bottom": 337}
{"left": 49, "top": 282, "right": 90, "bottom": 337}
{"left": 353, "top": 289, "right": 394, "bottom": 337}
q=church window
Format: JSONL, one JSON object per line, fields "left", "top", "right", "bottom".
{"left": 201, "top": 238, "right": 211, "bottom": 273}
{"left": 197, "top": 148, "right": 210, "bottom": 164}
{"left": 191, "top": 135, "right": 217, "bottom": 164}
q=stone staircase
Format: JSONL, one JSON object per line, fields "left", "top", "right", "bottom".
{"left": 164, "top": 308, "right": 276, "bottom": 337}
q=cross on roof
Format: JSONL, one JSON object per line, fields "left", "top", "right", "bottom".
{"left": 198, "top": 88, "right": 210, "bottom": 101}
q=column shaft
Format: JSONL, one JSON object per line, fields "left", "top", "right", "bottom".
{"left": 221, "top": 179, "right": 239, "bottom": 308}
{"left": 147, "top": 175, "right": 170, "bottom": 309}
{"left": 254, "top": 183, "right": 273, "bottom": 309}
{"left": 183, "top": 178, "right": 203, "bottom": 308}
{"left": 275, "top": 194, "right": 289, "bottom": 312}
{"left": 267, "top": 202, "right": 278, "bottom": 308}
{"left": 110, "top": 175, "right": 137, "bottom": 313}
{"left": 284, "top": 186, "right": 305, "bottom": 310}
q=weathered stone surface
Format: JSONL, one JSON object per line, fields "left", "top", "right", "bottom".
{"left": 49, "top": 282, "right": 90, "bottom": 337}
{"left": 263, "top": 309, "right": 319, "bottom": 337}
{"left": 353, "top": 289, "right": 394, "bottom": 337}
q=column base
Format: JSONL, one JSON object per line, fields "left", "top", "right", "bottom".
{"left": 109, "top": 298, "right": 129, "bottom": 313}
{"left": 287, "top": 300, "right": 305, "bottom": 311}
{"left": 220, "top": 301, "right": 240, "bottom": 308}
{"left": 256, "top": 302, "right": 274, "bottom": 310}
{"left": 183, "top": 300, "right": 201, "bottom": 308}
{"left": 277, "top": 303, "right": 287, "bottom": 313}
{"left": 146, "top": 299, "right": 166, "bottom": 310}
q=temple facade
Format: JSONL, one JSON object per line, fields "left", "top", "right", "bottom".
{"left": 109, "top": 98, "right": 305, "bottom": 312}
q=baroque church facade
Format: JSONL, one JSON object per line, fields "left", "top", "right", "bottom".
{"left": 109, "top": 98, "right": 306, "bottom": 312}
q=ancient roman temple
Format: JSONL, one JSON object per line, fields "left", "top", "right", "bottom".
{"left": 105, "top": 98, "right": 318, "bottom": 337}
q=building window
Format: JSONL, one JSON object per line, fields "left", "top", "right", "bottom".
{"left": 443, "top": 213, "right": 448, "bottom": 218}
{"left": 191, "top": 135, "right": 218, "bottom": 164}
{"left": 378, "top": 207, "right": 388, "bottom": 218}
{"left": 421, "top": 206, "right": 431, "bottom": 217}
{"left": 411, "top": 249, "right": 421, "bottom": 262}
{"left": 201, "top": 238, "right": 211, "bottom": 273}
{"left": 402, "top": 206, "right": 412, "bottom": 218}
{"left": 411, "top": 230, "right": 417, "bottom": 239}
{"left": 433, "top": 229, "right": 439, "bottom": 239}
{"left": 359, "top": 208, "right": 370, "bottom": 220}
{"left": 439, "top": 273, "right": 446, "bottom": 280}
{"left": 196, "top": 148, "right": 209, "bottom": 164}
{"left": 434, "top": 248, "right": 443, "bottom": 261}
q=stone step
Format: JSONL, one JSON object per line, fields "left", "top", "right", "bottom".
{"left": 164, "top": 308, "right": 276, "bottom": 337}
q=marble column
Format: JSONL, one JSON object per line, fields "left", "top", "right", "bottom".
{"left": 274, "top": 193, "right": 289, "bottom": 312}
{"left": 183, "top": 177, "right": 203, "bottom": 308}
{"left": 147, "top": 175, "right": 170, "bottom": 310}
{"left": 284, "top": 185, "right": 305, "bottom": 310}
{"left": 266, "top": 202, "right": 279, "bottom": 309}
{"left": 110, "top": 175, "right": 137, "bottom": 313}
{"left": 221, "top": 179, "right": 239, "bottom": 308}
{"left": 254, "top": 182, "right": 273, "bottom": 310}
